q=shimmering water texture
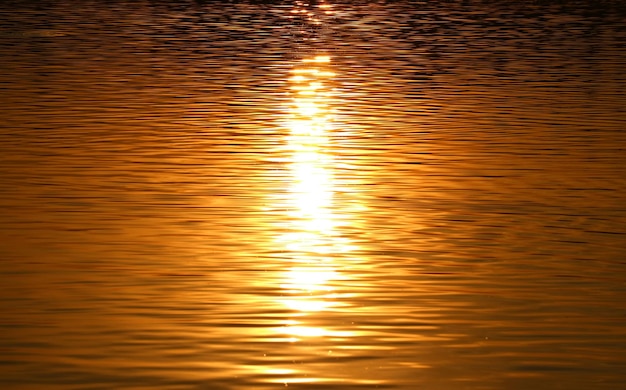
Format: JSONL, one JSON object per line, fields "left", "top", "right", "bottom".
{"left": 1, "top": 0, "right": 625, "bottom": 389}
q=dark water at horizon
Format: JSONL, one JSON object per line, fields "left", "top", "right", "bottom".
{"left": 1, "top": 0, "right": 625, "bottom": 388}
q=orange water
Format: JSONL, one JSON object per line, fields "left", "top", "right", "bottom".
{"left": 1, "top": 0, "right": 625, "bottom": 388}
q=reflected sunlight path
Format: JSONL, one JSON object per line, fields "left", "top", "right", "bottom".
{"left": 278, "top": 54, "right": 347, "bottom": 333}
{"left": 264, "top": 53, "right": 360, "bottom": 386}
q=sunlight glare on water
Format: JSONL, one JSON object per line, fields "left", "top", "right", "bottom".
{"left": 269, "top": 53, "right": 360, "bottom": 385}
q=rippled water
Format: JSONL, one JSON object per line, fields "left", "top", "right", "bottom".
{"left": 1, "top": 0, "right": 625, "bottom": 388}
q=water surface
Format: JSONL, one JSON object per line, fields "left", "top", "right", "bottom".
{"left": 1, "top": 0, "right": 625, "bottom": 389}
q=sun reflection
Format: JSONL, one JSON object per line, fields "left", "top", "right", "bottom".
{"left": 255, "top": 0, "right": 363, "bottom": 385}
{"left": 281, "top": 54, "right": 338, "bottom": 257}
{"left": 276, "top": 53, "right": 347, "bottom": 336}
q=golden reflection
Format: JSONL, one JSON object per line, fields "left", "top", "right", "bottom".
{"left": 259, "top": 1, "right": 361, "bottom": 385}
{"left": 275, "top": 53, "right": 350, "bottom": 340}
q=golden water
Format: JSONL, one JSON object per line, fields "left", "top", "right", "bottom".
{"left": 1, "top": 0, "right": 625, "bottom": 388}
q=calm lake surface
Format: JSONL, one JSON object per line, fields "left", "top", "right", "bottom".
{"left": 1, "top": 0, "right": 625, "bottom": 388}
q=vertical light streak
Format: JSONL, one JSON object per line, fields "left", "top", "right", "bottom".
{"left": 276, "top": 54, "right": 345, "bottom": 339}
